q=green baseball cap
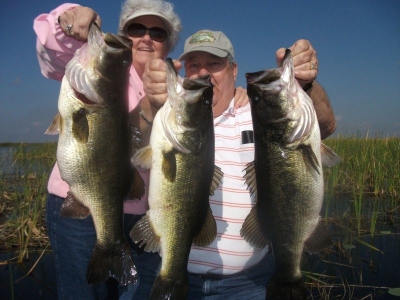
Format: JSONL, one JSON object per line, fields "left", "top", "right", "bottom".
{"left": 178, "top": 29, "right": 234, "bottom": 61}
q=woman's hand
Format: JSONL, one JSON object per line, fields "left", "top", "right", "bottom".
{"left": 58, "top": 6, "right": 102, "bottom": 41}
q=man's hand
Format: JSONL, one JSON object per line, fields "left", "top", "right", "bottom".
{"left": 233, "top": 87, "right": 249, "bottom": 109}
{"left": 276, "top": 39, "right": 318, "bottom": 87}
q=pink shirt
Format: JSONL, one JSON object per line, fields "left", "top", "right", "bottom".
{"left": 34, "top": 3, "right": 149, "bottom": 214}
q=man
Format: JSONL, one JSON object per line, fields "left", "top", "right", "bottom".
{"left": 132, "top": 29, "right": 335, "bottom": 299}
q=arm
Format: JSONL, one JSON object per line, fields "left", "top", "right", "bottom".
{"left": 276, "top": 40, "right": 336, "bottom": 139}
{"left": 130, "top": 59, "right": 182, "bottom": 148}
{"left": 304, "top": 81, "right": 336, "bottom": 139}
{"left": 33, "top": 4, "right": 101, "bottom": 81}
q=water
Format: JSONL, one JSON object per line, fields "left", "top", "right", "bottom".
{"left": 0, "top": 147, "right": 17, "bottom": 177}
{"left": 0, "top": 252, "right": 57, "bottom": 300}
{"left": 304, "top": 233, "right": 400, "bottom": 299}
{"left": 303, "top": 196, "right": 400, "bottom": 299}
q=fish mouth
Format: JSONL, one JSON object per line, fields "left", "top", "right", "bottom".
{"left": 182, "top": 74, "right": 211, "bottom": 90}
{"left": 64, "top": 23, "right": 132, "bottom": 106}
{"left": 87, "top": 22, "right": 132, "bottom": 52}
{"left": 104, "top": 33, "right": 133, "bottom": 52}
{"left": 245, "top": 70, "right": 281, "bottom": 85}
{"left": 245, "top": 50, "right": 290, "bottom": 85}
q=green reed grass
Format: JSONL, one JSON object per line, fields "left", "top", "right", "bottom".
{"left": 0, "top": 143, "right": 56, "bottom": 262}
{"left": 304, "top": 134, "right": 400, "bottom": 296}
{"left": 323, "top": 134, "right": 400, "bottom": 200}
{"left": 323, "top": 134, "right": 400, "bottom": 235}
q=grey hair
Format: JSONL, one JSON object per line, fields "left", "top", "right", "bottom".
{"left": 119, "top": 0, "right": 182, "bottom": 51}
{"left": 227, "top": 54, "right": 235, "bottom": 66}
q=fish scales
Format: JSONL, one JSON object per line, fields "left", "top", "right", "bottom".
{"left": 131, "top": 59, "right": 222, "bottom": 300}
{"left": 242, "top": 49, "right": 340, "bottom": 299}
{"left": 46, "top": 23, "right": 142, "bottom": 285}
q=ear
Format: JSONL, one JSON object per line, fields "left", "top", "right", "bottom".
{"left": 233, "top": 63, "right": 238, "bottom": 81}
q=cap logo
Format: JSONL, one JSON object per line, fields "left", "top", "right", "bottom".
{"left": 189, "top": 31, "right": 215, "bottom": 45}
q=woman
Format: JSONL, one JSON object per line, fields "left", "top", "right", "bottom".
{"left": 34, "top": 0, "right": 181, "bottom": 299}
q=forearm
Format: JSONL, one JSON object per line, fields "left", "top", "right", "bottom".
{"left": 306, "top": 82, "right": 336, "bottom": 139}
{"left": 33, "top": 3, "right": 83, "bottom": 81}
{"left": 129, "top": 96, "right": 161, "bottom": 152}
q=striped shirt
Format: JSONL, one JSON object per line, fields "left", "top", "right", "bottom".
{"left": 187, "top": 99, "right": 269, "bottom": 275}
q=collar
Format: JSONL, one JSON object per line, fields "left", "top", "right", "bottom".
{"left": 214, "top": 98, "right": 236, "bottom": 125}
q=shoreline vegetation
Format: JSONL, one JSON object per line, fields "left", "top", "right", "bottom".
{"left": 1, "top": 134, "right": 399, "bottom": 298}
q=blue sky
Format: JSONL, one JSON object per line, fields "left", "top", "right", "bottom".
{"left": 1, "top": 0, "right": 399, "bottom": 143}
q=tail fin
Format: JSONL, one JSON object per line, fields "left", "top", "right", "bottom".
{"left": 149, "top": 274, "right": 188, "bottom": 300}
{"left": 267, "top": 274, "right": 307, "bottom": 300}
{"left": 87, "top": 241, "right": 137, "bottom": 285}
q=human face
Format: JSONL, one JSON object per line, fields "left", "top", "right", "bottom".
{"left": 125, "top": 16, "right": 170, "bottom": 78}
{"left": 185, "top": 52, "right": 238, "bottom": 117}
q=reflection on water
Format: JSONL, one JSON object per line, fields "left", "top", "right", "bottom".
{"left": 0, "top": 252, "right": 57, "bottom": 300}
{"left": 0, "top": 147, "right": 17, "bottom": 176}
{"left": 304, "top": 196, "right": 400, "bottom": 299}
{"left": 0, "top": 144, "right": 56, "bottom": 190}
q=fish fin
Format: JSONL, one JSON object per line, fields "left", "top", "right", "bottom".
{"left": 59, "top": 191, "right": 91, "bottom": 219}
{"left": 240, "top": 205, "right": 269, "bottom": 249}
{"left": 209, "top": 165, "right": 224, "bottom": 196}
{"left": 127, "top": 167, "right": 146, "bottom": 199}
{"left": 45, "top": 113, "right": 62, "bottom": 135}
{"left": 300, "top": 144, "right": 321, "bottom": 174}
{"left": 131, "top": 145, "right": 152, "bottom": 169}
{"left": 193, "top": 206, "right": 217, "bottom": 246}
{"left": 321, "top": 142, "right": 341, "bottom": 167}
{"left": 130, "top": 214, "right": 161, "bottom": 252}
{"left": 72, "top": 108, "right": 89, "bottom": 143}
{"left": 304, "top": 219, "right": 333, "bottom": 254}
{"left": 162, "top": 149, "right": 177, "bottom": 183}
{"left": 267, "top": 273, "right": 307, "bottom": 300}
{"left": 243, "top": 161, "right": 258, "bottom": 201}
{"left": 149, "top": 274, "right": 188, "bottom": 300}
{"left": 87, "top": 240, "right": 137, "bottom": 285}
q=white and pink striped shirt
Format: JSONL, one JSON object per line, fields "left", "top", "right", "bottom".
{"left": 187, "top": 100, "right": 268, "bottom": 275}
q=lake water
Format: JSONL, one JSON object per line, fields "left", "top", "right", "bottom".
{"left": 0, "top": 147, "right": 16, "bottom": 176}
{"left": 0, "top": 252, "right": 57, "bottom": 300}
{"left": 305, "top": 197, "right": 400, "bottom": 299}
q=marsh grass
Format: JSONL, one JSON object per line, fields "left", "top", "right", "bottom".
{"left": 323, "top": 134, "right": 400, "bottom": 199}
{"left": 323, "top": 135, "right": 400, "bottom": 239}
{"left": 304, "top": 134, "right": 400, "bottom": 298}
{"left": 0, "top": 143, "right": 56, "bottom": 262}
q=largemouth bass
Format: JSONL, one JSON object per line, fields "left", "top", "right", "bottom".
{"left": 46, "top": 23, "right": 143, "bottom": 285}
{"left": 241, "top": 49, "right": 340, "bottom": 299}
{"left": 131, "top": 59, "right": 222, "bottom": 299}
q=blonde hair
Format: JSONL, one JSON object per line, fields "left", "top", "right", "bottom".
{"left": 119, "top": 0, "right": 182, "bottom": 51}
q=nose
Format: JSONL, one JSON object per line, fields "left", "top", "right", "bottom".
{"left": 198, "top": 67, "right": 210, "bottom": 77}
{"left": 141, "top": 32, "right": 151, "bottom": 41}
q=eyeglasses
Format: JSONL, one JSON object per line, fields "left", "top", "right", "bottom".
{"left": 125, "top": 23, "right": 168, "bottom": 42}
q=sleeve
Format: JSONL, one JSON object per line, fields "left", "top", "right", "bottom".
{"left": 33, "top": 3, "right": 84, "bottom": 81}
